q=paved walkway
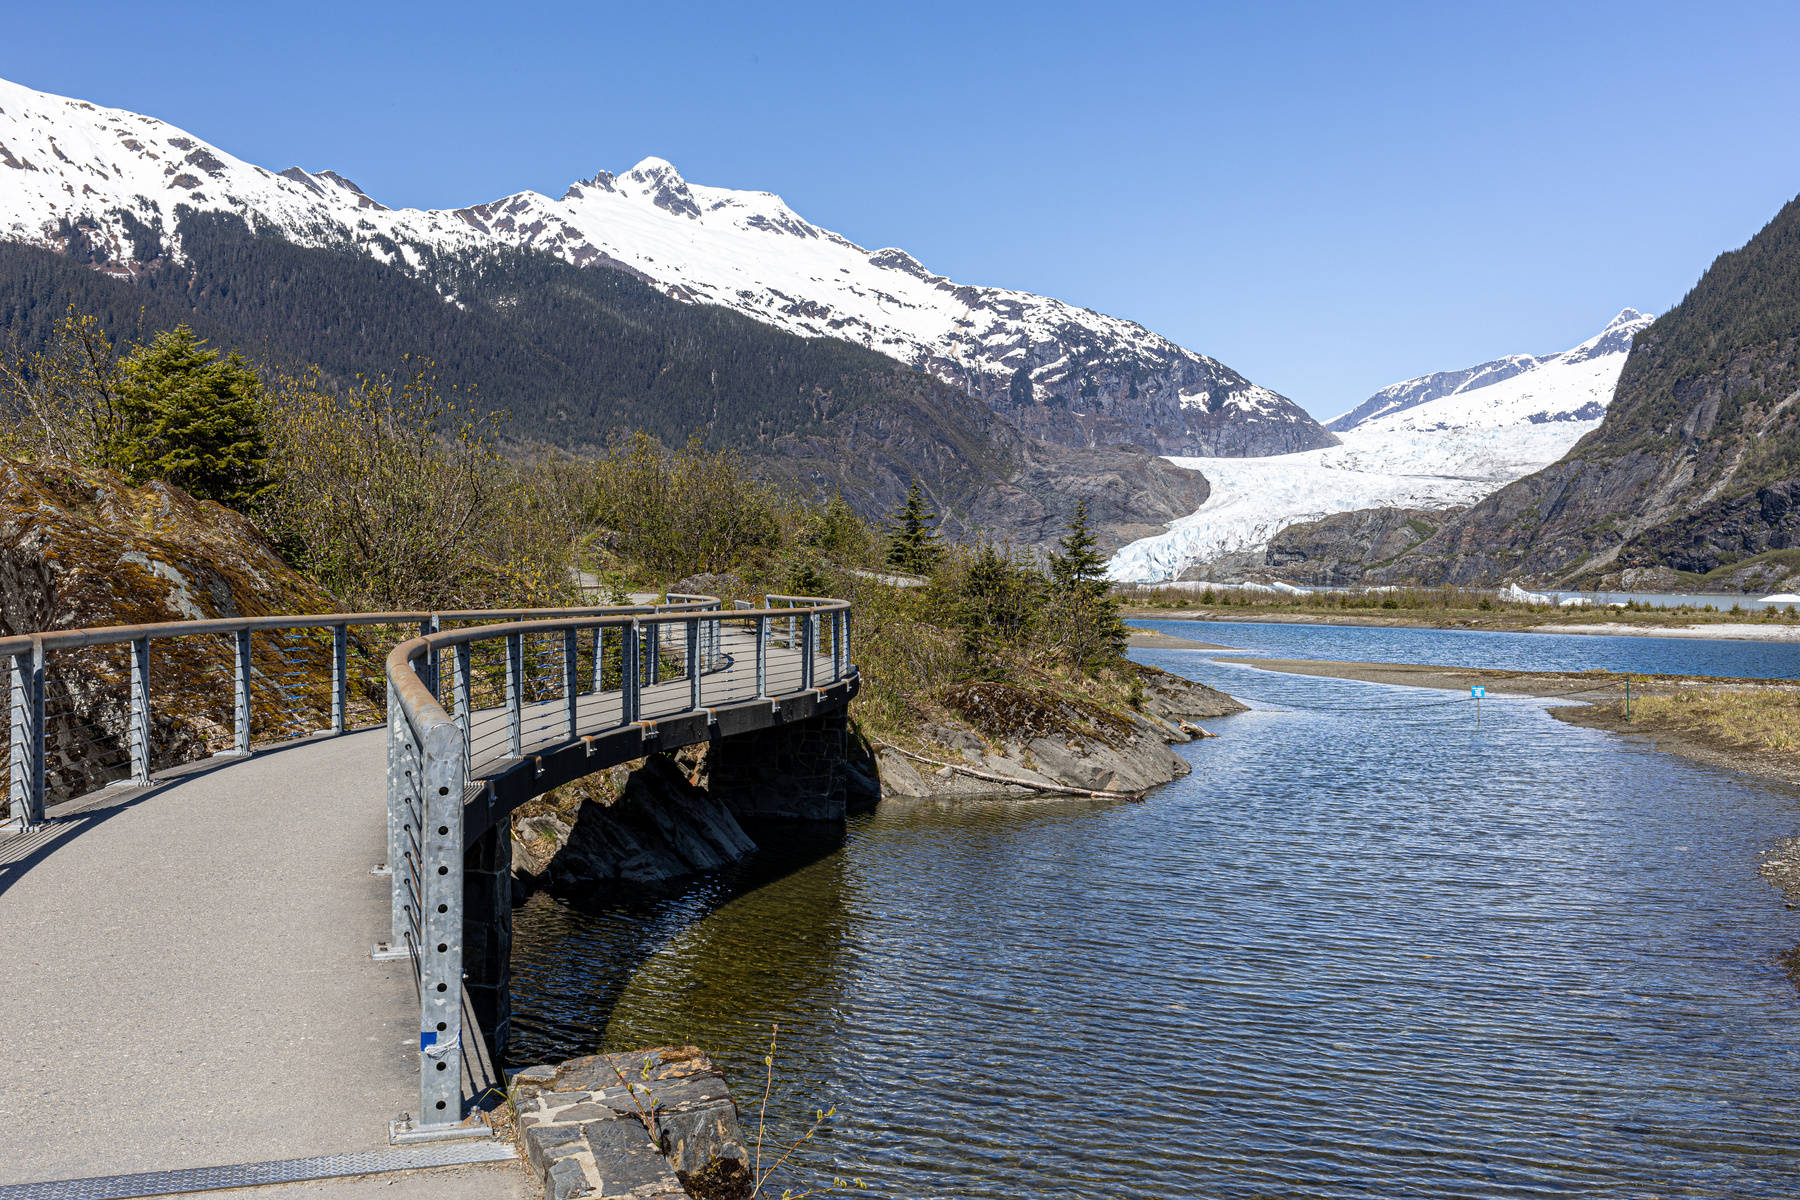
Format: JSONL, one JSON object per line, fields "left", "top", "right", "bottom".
{"left": 0, "top": 731, "right": 463, "bottom": 1189}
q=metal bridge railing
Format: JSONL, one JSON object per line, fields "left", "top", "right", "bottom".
{"left": 1, "top": 591, "right": 854, "bottom": 1145}
{"left": 383, "top": 593, "right": 851, "bottom": 1141}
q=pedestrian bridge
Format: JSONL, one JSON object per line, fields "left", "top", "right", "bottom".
{"left": 0, "top": 595, "right": 858, "bottom": 1198}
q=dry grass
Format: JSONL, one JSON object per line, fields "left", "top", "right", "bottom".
{"left": 1625, "top": 687, "right": 1800, "bottom": 752}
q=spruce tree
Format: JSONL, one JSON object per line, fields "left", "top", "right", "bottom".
{"left": 1049, "top": 499, "right": 1109, "bottom": 596}
{"left": 885, "top": 480, "right": 942, "bottom": 575}
{"left": 113, "top": 325, "right": 269, "bottom": 508}
{"left": 1046, "top": 498, "right": 1127, "bottom": 672}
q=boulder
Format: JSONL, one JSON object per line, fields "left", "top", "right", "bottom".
{"left": 0, "top": 457, "right": 341, "bottom": 805}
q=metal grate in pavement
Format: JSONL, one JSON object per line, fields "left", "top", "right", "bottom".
{"left": 0, "top": 1141, "right": 518, "bottom": 1200}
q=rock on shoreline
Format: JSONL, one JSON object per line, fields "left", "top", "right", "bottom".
{"left": 875, "top": 666, "right": 1246, "bottom": 800}
{"left": 509, "top": 1046, "right": 749, "bottom": 1200}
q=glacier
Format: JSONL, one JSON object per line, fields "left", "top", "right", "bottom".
{"left": 1107, "top": 308, "right": 1656, "bottom": 580}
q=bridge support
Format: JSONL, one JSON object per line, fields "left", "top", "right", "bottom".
{"left": 706, "top": 710, "right": 850, "bottom": 822}
{"left": 463, "top": 820, "right": 513, "bottom": 1065}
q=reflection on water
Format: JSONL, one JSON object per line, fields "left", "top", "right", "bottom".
{"left": 511, "top": 633, "right": 1800, "bottom": 1198}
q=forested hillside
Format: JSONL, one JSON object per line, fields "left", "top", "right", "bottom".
{"left": 0, "top": 218, "right": 1207, "bottom": 554}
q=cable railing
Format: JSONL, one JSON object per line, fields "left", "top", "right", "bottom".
{"left": 0, "top": 590, "right": 855, "bottom": 1146}
{"left": 383, "top": 595, "right": 853, "bottom": 1139}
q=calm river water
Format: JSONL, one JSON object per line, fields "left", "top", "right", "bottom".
{"left": 511, "top": 622, "right": 1800, "bottom": 1197}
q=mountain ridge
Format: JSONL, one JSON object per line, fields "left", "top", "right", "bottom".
{"left": 0, "top": 74, "right": 1332, "bottom": 458}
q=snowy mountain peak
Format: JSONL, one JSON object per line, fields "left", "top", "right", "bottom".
{"left": 0, "top": 73, "right": 1336, "bottom": 458}
{"left": 1325, "top": 309, "right": 1655, "bottom": 433}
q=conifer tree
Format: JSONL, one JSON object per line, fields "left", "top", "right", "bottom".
{"left": 113, "top": 325, "right": 269, "bottom": 508}
{"left": 885, "top": 480, "right": 943, "bottom": 575}
{"left": 1049, "top": 499, "right": 1109, "bottom": 596}
{"left": 1045, "top": 498, "right": 1127, "bottom": 672}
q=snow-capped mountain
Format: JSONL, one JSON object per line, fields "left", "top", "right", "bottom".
{"left": 1108, "top": 309, "right": 1655, "bottom": 580}
{"left": 0, "top": 75, "right": 1331, "bottom": 457}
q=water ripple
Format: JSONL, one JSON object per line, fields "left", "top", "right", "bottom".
{"left": 512, "top": 628, "right": 1800, "bottom": 1197}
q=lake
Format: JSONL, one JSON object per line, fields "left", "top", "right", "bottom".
{"left": 511, "top": 621, "right": 1800, "bottom": 1197}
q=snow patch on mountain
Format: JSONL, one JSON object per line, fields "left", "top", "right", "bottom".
{"left": 1108, "top": 309, "right": 1655, "bottom": 581}
{"left": 0, "top": 75, "right": 1330, "bottom": 455}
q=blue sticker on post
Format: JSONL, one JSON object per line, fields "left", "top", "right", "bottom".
{"left": 421, "top": 1031, "right": 437, "bottom": 1050}
{"left": 1471, "top": 686, "right": 1486, "bottom": 698}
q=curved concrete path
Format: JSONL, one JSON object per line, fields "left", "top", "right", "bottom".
{"left": 0, "top": 730, "right": 488, "bottom": 1189}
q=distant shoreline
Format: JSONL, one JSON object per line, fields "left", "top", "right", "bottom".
{"left": 1125, "top": 608, "right": 1800, "bottom": 644}
{"left": 1225, "top": 654, "right": 1800, "bottom": 789}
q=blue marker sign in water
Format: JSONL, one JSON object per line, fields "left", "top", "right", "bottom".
{"left": 1471, "top": 686, "right": 1486, "bottom": 698}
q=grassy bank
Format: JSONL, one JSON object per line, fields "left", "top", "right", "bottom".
{"left": 1118, "top": 584, "right": 1800, "bottom": 634}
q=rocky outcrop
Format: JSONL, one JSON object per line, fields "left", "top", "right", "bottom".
{"left": 1367, "top": 194, "right": 1800, "bottom": 588}
{"left": 0, "top": 457, "right": 342, "bottom": 805}
{"left": 873, "top": 669, "right": 1246, "bottom": 800}
{"left": 1258, "top": 507, "right": 1463, "bottom": 586}
{"left": 754, "top": 382, "right": 1211, "bottom": 559}
{"left": 525, "top": 756, "right": 759, "bottom": 893}
{"left": 510, "top": 1046, "right": 748, "bottom": 1200}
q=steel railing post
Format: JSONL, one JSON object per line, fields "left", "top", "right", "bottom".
{"left": 687, "top": 618, "right": 701, "bottom": 712}
{"left": 128, "top": 636, "right": 151, "bottom": 783}
{"left": 454, "top": 643, "right": 472, "bottom": 786}
{"left": 563, "top": 627, "right": 579, "bottom": 740}
{"left": 232, "top": 629, "right": 252, "bottom": 755}
{"left": 384, "top": 679, "right": 409, "bottom": 947}
{"left": 755, "top": 615, "right": 768, "bottom": 698}
{"left": 505, "top": 632, "right": 523, "bottom": 759}
{"left": 8, "top": 640, "right": 44, "bottom": 830}
{"left": 646, "top": 620, "right": 659, "bottom": 686}
{"left": 832, "top": 611, "right": 844, "bottom": 682}
{"left": 421, "top": 616, "right": 441, "bottom": 699}
{"left": 801, "top": 611, "right": 816, "bottom": 690}
{"left": 621, "top": 621, "right": 640, "bottom": 725}
{"left": 587, "top": 627, "right": 602, "bottom": 695}
{"left": 843, "top": 608, "right": 853, "bottom": 673}
{"left": 416, "top": 719, "right": 465, "bottom": 1127}
{"left": 330, "top": 625, "right": 348, "bottom": 734}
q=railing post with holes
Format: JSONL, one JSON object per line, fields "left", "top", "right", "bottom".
{"left": 454, "top": 643, "right": 472, "bottom": 786}
{"left": 646, "top": 620, "right": 659, "bottom": 686}
{"left": 128, "top": 636, "right": 150, "bottom": 783}
{"left": 756, "top": 614, "right": 768, "bottom": 698}
{"left": 801, "top": 610, "right": 816, "bottom": 690}
{"left": 844, "top": 607, "right": 853, "bottom": 673}
{"left": 563, "top": 627, "right": 579, "bottom": 740}
{"left": 422, "top": 616, "right": 441, "bottom": 699}
{"left": 505, "top": 632, "right": 523, "bottom": 759}
{"left": 232, "top": 628, "right": 252, "bottom": 755}
{"left": 416, "top": 717, "right": 465, "bottom": 1128}
{"left": 330, "top": 625, "right": 348, "bottom": 734}
{"left": 622, "top": 621, "right": 640, "bottom": 724}
{"left": 687, "top": 618, "right": 701, "bottom": 711}
{"left": 588, "top": 627, "right": 603, "bottom": 695}
{"left": 833, "top": 610, "right": 844, "bottom": 682}
{"left": 8, "top": 639, "right": 44, "bottom": 830}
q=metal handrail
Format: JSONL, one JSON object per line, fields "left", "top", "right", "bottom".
{"left": 381, "top": 595, "right": 853, "bottom": 1139}
{"left": 0, "top": 590, "right": 852, "bottom": 1145}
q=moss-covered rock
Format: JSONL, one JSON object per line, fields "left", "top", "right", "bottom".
{"left": 0, "top": 457, "right": 345, "bottom": 803}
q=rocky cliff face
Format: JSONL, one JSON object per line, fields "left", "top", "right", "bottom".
{"left": 757, "top": 382, "right": 1211, "bottom": 558}
{"left": 1256, "top": 507, "right": 1463, "bottom": 587}
{"left": 1368, "top": 194, "right": 1800, "bottom": 588}
{"left": 0, "top": 458, "right": 343, "bottom": 805}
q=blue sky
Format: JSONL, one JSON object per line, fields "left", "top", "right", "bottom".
{"left": 4, "top": 1, "right": 1797, "bottom": 420}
